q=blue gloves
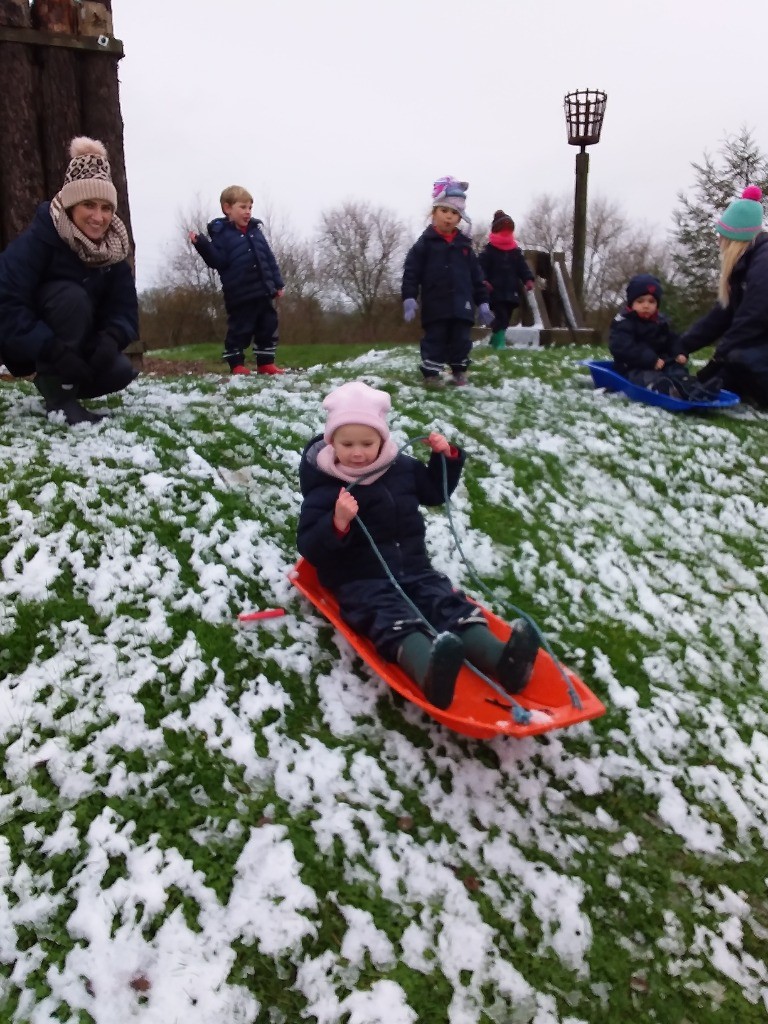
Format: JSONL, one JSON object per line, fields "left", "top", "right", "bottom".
{"left": 477, "top": 303, "right": 494, "bottom": 327}
{"left": 403, "top": 298, "right": 418, "bottom": 323}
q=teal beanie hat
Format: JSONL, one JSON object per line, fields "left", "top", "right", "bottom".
{"left": 716, "top": 186, "right": 764, "bottom": 241}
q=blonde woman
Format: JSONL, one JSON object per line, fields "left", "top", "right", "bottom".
{"left": 681, "top": 186, "right": 768, "bottom": 407}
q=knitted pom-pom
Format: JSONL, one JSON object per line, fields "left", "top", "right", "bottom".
{"left": 494, "top": 209, "right": 505, "bottom": 217}
{"left": 69, "top": 136, "right": 108, "bottom": 160}
{"left": 742, "top": 185, "right": 762, "bottom": 201}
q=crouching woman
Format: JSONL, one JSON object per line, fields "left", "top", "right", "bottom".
{"left": 0, "top": 136, "right": 139, "bottom": 425}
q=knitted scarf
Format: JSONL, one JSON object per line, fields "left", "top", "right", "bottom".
{"left": 315, "top": 438, "right": 399, "bottom": 485}
{"left": 50, "top": 194, "right": 131, "bottom": 267}
{"left": 488, "top": 230, "right": 518, "bottom": 251}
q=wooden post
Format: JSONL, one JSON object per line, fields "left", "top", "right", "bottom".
{"left": 30, "top": 0, "right": 76, "bottom": 32}
{"left": 571, "top": 149, "right": 589, "bottom": 307}
{"left": 31, "top": 0, "right": 86, "bottom": 197}
{"left": 78, "top": 0, "right": 134, "bottom": 250}
{"left": 0, "top": 0, "right": 46, "bottom": 249}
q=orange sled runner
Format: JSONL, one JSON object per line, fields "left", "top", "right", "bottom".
{"left": 290, "top": 558, "right": 605, "bottom": 740}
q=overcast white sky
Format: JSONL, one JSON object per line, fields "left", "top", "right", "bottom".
{"left": 113, "top": 0, "right": 768, "bottom": 292}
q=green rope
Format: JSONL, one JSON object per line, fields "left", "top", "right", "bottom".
{"left": 434, "top": 453, "right": 582, "bottom": 711}
{"left": 343, "top": 435, "right": 561, "bottom": 726}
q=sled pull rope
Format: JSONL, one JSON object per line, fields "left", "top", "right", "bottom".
{"left": 347, "top": 435, "right": 580, "bottom": 712}
{"left": 344, "top": 434, "right": 569, "bottom": 724}
{"left": 345, "top": 437, "right": 529, "bottom": 722}
{"left": 435, "top": 453, "right": 582, "bottom": 711}
{"left": 351, "top": 514, "right": 531, "bottom": 725}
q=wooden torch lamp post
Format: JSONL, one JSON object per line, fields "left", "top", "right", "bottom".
{"left": 563, "top": 88, "right": 607, "bottom": 307}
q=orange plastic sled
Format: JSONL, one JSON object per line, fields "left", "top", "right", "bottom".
{"left": 290, "top": 558, "right": 606, "bottom": 739}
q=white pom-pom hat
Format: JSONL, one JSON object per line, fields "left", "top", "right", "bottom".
{"left": 59, "top": 136, "right": 117, "bottom": 210}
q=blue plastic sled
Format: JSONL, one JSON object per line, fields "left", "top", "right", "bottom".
{"left": 581, "top": 360, "right": 740, "bottom": 412}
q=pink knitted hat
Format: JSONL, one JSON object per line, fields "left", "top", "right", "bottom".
{"left": 323, "top": 381, "right": 391, "bottom": 443}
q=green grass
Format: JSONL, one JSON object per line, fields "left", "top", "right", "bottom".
{"left": 147, "top": 340, "right": 411, "bottom": 371}
{"left": 1, "top": 342, "right": 767, "bottom": 1024}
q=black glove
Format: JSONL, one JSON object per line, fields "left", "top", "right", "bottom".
{"left": 37, "top": 340, "right": 93, "bottom": 386}
{"left": 88, "top": 332, "right": 120, "bottom": 376}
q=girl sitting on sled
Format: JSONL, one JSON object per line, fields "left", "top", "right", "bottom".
{"left": 297, "top": 381, "right": 538, "bottom": 710}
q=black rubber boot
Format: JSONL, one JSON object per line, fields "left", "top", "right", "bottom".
{"left": 495, "top": 619, "right": 539, "bottom": 694}
{"left": 34, "top": 376, "right": 105, "bottom": 425}
{"left": 398, "top": 631, "right": 464, "bottom": 710}
{"left": 423, "top": 633, "right": 464, "bottom": 709}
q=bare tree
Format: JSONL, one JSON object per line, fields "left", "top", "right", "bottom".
{"left": 317, "top": 201, "right": 407, "bottom": 327}
{"left": 519, "top": 192, "right": 668, "bottom": 321}
{"left": 520, "top": 194, "right": 572, "bottom": 255}
{"left": 138, "top": 196, "right": 225, "bottom": 348}
{"left": 175, "top": 194, "right": 220, "bottom": 293}
{"left": 257, "top": 205, "right": 317, "bottom": 302}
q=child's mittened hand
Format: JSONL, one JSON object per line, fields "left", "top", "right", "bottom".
{"left": 477, "top": 302, "right": 494, "bottom": 327}
{"left": 333, "top": 488, "right": 359, "bottom": 529}
{"left": 425, "top": 432, "right": 450, "bottom": 455}
{"left": 403, "top": 298, "right": 418, "bottom": 322}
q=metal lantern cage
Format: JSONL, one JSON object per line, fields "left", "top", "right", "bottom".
{"left": 564, "top": 89, "right": 608, "bottom": 149}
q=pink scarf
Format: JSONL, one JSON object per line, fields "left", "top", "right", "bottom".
{"left": 315, "top": 438, "right": 399, "bottom": 485}
{"left": 488, "top": 230, "right": 518, "bottom": 251}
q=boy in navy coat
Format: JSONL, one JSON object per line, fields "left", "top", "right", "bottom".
{"left": 609, "top": 274, "right": 709, "bottom": 397}
{"left": 190, "top": 186, "right": 285, "bottom": 375}
{"left": 402, "top": 177, "right": 492, "bottom": 387}
{"left": 298, "top": 381, "right": 538, "bottom": 710}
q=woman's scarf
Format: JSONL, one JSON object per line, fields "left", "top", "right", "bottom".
{"left": 488, "top": 229, "right": 518, "bottom": 251}
{"left": 315, "top": 438, "right": 399, "bottom": 485}
{"left": 50, "top": 194, "right": 131, "bottom": 267}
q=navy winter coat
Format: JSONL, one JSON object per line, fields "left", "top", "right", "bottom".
{"left": 681, "top": 232, "right": 768, "bottom": 377}
{"left": 192, "top": 217, "right": 284, "bottom": 311}
{"left": 402, "top": 227, "right": 488, "bottom": 326}
{"left": 609, "top": 308, "right": 683, "bottom": 373}
{"left": 0, "top": 202, "right": 138, "bottom": 376}
{"left": 297, "top": 435, "right": 465, "bottom": 591}
{"left": 478, "top": 243, "right": 534, "bottom": 304}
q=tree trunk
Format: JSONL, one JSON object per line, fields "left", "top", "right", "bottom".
{"left": 79, "top": 54, "right": 133, "bottom": 247}
{"left": 78, "top": 0, "right": 133, "bottom": 250}
{"left": 29, "top": 0, "right": 83, "bottom": 198}
{"left": 39, "top": 48, "right": 83, "bottom": 197}
{"left": 0, "top": 0, "right": 46, "bottom": 249}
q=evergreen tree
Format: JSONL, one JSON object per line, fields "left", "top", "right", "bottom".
{"left": 671, "top": 127, "right": 768, "bottom": 320}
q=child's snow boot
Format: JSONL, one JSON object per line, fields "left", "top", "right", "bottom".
{"left": 398, "top": 631, "right": 464, "bottom": 710}
{"left": 423, "top": 633, "right": 464, "bottom": 709}
{"left": 257, "top": 364, "right": 286, "bottom": 375}
{"left": 231, "top": 365, "right": 251, "bottom": 376}
{"left": 460, "top": 620, "right": 538, "bottom": 694}
{"left": 495, "top": 619, "right": 538, "bottom": 694}
{"left": 489, "top": 330, "right": 506, "bottom": 350}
